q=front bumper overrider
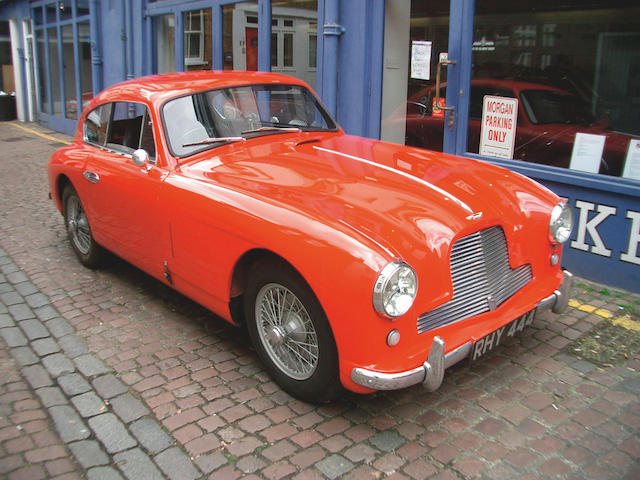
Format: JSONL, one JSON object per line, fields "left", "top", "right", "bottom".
{"left": 351, "top": 270, "right": 573, "bottom": 392}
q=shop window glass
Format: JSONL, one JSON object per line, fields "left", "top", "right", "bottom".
{"left": 283, "top": 33, "right": 293, "bottom": 67}
{"left": 36, "top": 33, "right": 49, "bottom": 113}
{"left": 33, "top": 7, "right": 44, "bottom": 27}
{"left": 468, "top": 2, "right": 640, "bottom": 179}
{"left": 62, "top": 24, "right": 78, "bottom": 119}
{"left": 47, "top": 27, "right": 62, "bottom": 115}
{"left": 59, "top": 0, "right": 73, "bottom": 22}
{"left": 77, "top": 1, "right": 90, "bottom": 17}
{"left": 184, "top": 9, "right": 212, "bottom": 71}
{"left": 154, "top": 14, "right": 175, "bottom": 73}
{"left": 222, "top": 2, "right": 258, "bottom": 71}
{"left": 79, "top": 22, "right": 93, "bottom": 110}
{"left": 270, "top": 1, "right": 317, "bottom": 87}
{"left": 45, "top": 3, "right": 58, "bottom": 24}
{"left": 380, "top": 1, "right": 450, "bottom": 150}
{"left": 309, "top": 33, "right": 317, "bottom": 69}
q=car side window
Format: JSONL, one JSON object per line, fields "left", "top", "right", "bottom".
{"left": 84, "top": 101, "right": 156, "bottom": 161}
{"left": 84, "top": 104, "right": 110, "bottom": 146}
{"left": 107, "top": 102, "right": 144, "bottom": 154}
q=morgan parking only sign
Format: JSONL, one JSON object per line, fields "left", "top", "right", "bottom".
{"left": 479, "top": 96, "right": 518, "bottom": 159}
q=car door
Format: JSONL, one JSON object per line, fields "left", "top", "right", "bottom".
{"left": 81, "top": 101, "right": 170, "bottom": 279}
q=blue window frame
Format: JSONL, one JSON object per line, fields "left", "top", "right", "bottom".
{"left": 31, "top": 0, "right": 95, "bottom": 134}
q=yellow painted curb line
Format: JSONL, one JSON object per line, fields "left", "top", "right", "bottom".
{"left": 9, "top": 122, "right": 71, "bottom": 146}
{"left": 611, "top": 315, "right": 640, "bottom": 332}
{"left": 568, "top": 298, "right": 613, "bottom": 319}
{"left": 568, "top": 298, "right": 640, "bottom": 330}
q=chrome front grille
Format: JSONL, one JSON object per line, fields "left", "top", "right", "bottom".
{"left": 417, "top": 226, "right": 532, "bottom": 334}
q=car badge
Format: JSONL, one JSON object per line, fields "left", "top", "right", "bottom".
{"left": 466, "top": 211, "right": 483, "bottom": 221}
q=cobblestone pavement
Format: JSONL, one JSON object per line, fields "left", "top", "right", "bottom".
{"left": 1, "top": 121, "right": 639, "bottom": 480}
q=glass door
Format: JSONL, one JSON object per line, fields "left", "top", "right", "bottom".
{"left": 380, "top": 0, "right": 472, "bottom": 155}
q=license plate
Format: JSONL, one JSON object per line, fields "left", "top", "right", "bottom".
{"left": 471, "top": 309, "right": 536, "bottom": 361}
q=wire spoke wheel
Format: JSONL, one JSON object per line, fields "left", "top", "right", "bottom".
{"left": 66, "top": 195, "right": 91, "bottom": 255}
{"left": 62, "top": 185, "right": 104, "bottom": 269}
{"left": 255, "top": 283, "right": 319, "bottom": 380}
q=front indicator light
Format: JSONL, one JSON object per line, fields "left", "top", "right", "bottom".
{"left": 549, "top": 202, "right": 573, "bottom": 244}
{"left": 373, "top": 261, "right": 418, "bottom": 318}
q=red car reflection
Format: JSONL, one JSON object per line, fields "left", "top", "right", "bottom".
{"left": 405, "top": 79, "right": 637, "bottom": 176}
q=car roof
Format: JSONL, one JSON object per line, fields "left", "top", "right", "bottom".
{"left": 92, "top": 71, "right": 311, "bottom": 107}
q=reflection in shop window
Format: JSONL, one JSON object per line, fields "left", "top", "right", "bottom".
{"left": 270, "top": 1, "right": 317, "bottom": 87}
{"left": 184, "top": 11, "right": 204, "bottom": 64}
{"left": 48, "top": 27, "right": 62, "bottom": 115}
{"left": 466, "top": 2, "right": 640, "bottom": 179}
{"left": 155, "top": 14, "right": 175, "bottom": 73}
{"left": 79, "top": 22, "right": 93, "bottom": 112}
{"left": 184, "top": 9, "right": 212, "bottom": 70}
{"left": 309, "top": 33, "right": 317, "bottom": 68}
{"left": 62, "top": 24, "right": 78, "bottom": 119}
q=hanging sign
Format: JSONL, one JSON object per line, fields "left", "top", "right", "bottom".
{"left": 479, "top": 96, "right": 518, "bottom": 159}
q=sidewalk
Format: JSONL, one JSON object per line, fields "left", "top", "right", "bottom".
{"left": 1, "top": 121, "right": 639, "bottom": 480}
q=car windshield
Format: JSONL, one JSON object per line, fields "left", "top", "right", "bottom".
{"left": 163, "top": 83, "right": 337, "bottom": 157}
{"left": 520, "top": 89, "right": 595, "bottom": 126}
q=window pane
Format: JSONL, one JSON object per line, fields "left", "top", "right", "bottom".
{"left": 107, "top": 102, "right": 146, "bottom": 153}
{"left": 468, "top": 2, "right": 640, "bottom": 179}
{"left": 59, "top": 0, "right": 73, "bottom": 22}
{"left": 77, "top": 1, "right": 90, "bottom": 17}
{"left": 48, "top": 27, "right": 62, "bottom": 115}
{"left": 154, "top": 14, "right": 175, "bottom": 73}
{"left": 84, "top": 104, "right": 110, "bottom": 145}
{"left": 163, "top": 83, "right": 336, "bottom": 157}
{"left": 79, "top": 22, "right": 93, "bottom": 110}
{"left": 309, "top": 33, "right": 317, "bottom": 68}
{"left": 283, "top": 33, "right": 293, "bottom": 67}
{"left": 270, "top": 1, "right": 317, "bottom": 87}
{"left": 62, "top": 24, "right": 78, "bottom": 119}
{"left": 36, "top": 32, "right": 49, "bottom": 113}
{"left": 184, "top": 9, "right": 212, "bottom": 71}
{"left": 223, "top": 3, "right": 258, "bottom": 71}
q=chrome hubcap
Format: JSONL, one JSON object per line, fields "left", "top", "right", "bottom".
{"left": 255, "top": 283, "right": 319, "bottom": 380}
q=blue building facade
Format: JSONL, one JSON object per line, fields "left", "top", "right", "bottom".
{"left": 1, "top": 0, "right": 639, "bottom": 292}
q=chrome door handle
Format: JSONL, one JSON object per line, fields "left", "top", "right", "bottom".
{"left": 83, "top": 171, "right": 100, "bottom": 184}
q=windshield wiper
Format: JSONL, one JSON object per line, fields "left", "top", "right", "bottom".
{"left": 182, "top": 137, "right": 246, "bottom": 148}
{"left": 241, "top": 126, "right": 302, "bottom": 135}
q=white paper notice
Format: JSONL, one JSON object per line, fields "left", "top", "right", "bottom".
{"left": 623, "top": 139, "right": 640, "bottom": 180}
{"left": 569, "top": 133, "right": 606, "bottom": 173}
{"left": 479, "top": 96, "right": 518, "bottom": 159}
{"left": 411, "top": 41, "right": 432, "bottom": 80}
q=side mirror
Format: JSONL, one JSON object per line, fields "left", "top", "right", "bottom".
{"left": 132, "top": 149, "right": 150, "bottom": 168}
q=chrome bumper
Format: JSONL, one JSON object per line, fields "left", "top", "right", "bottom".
{"left": 351, "top": 270, "right": 573, "bottom": 391}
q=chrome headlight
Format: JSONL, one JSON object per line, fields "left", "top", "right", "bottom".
{"left": 549, "top": 202, "right": 573, "bottom": 244}
{"left": 373, "top": 261, "right": 418, "bottom": 318}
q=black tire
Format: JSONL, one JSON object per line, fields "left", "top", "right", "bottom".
{"left": 244, "top": 259, "right": 341, "bottom": 403}
{"left": 62, "top": 185, "right": 105, "bottom": 269}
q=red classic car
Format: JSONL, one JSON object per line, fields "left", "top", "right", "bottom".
{"left": 48, "top": 71, "right": 573, "bottom": 402}
{"left": 405, "top": 79, "right": 636, "bottom": 176}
